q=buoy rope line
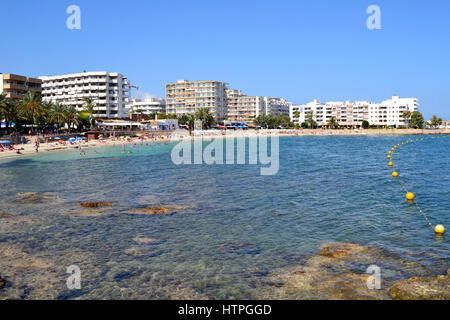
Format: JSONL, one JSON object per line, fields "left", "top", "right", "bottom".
{"left": 395, "top": 178, "right": 434, "bottom": 229}
{"left": 387, "top": 135, "right": 447, "bottom": 234}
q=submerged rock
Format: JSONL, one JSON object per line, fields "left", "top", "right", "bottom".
{"left": 124, "top": 246, "right": 164, "bottom": 257}
{"left": 0, "top": 212, "right": 12, "bottom": 219}
{"left": 220, "top": 241, "right": 261, "bottom": 255}
{"left": 133, "top": 236, "right": 162, "bottom": 244}
{"left": 71, "top": 209, "right": 108, "bottom": 217}
{"left": 260, "top": 243, "right": 405, "bottom": 300}
{"left": 80, "top": 202, "right": 114, "bottom": 208}
{"left": 389, "top": 270, "right": 450, "bottom": 300}
{"left": 0, "top": 275, "right": 6, "bottom": 289}
{"left": 14, "top": 192, "right": 58, "bottom": 204}
{"left": 319, "top": 242, "right": 368, "bottom": 259}
{"left": 127, "top": 205, "right": 188, "bottom": 216}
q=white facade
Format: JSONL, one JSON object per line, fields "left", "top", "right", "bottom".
{"left": 291, "top": 95, "right": 419, "bottom": 128}
{"left": 264, "top": 97, "right": 291, "bottom": 118}
{"left": 127, "top": 97, "right": 166, "bottom": 115}
{"left": 39, "top": 71, "right": 130, "bottom": 119}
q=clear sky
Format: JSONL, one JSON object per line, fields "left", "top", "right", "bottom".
{"left": 1, "top": 0, "right": 449, "bottom": 119}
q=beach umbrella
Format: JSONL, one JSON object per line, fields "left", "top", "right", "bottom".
{"left": 68, "top": 138, "right": 76, "bottom": 142}
{"left": 0, "top": 140, "right": 11, "bottom": 144}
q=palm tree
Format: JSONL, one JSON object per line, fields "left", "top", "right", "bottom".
{"left": 327, "top": 117, "right": 339, "bottom": 129}
{"left": 430, "top": 115, "right": 443, "bottom": 129}
{"left": 178, "top": 114, "right": 195, "bottom": 134}
{"left": 48, "top": 102, "right": 67, "bottom": 133}
{"left": 402, "top": 111, "right": 412, "bottom": 128}
{"left": 0, "top": 94, "right": 17, "bottom": 131}
{"left": 18, "top": 91, "right": 43, "bottom": 133}
{"left": 64, "top": 106, "right": 80, "bottom": 132}
{"left": 82, "top": 97, "right": 97, "bottom": 128}
{"left": 134, "top": 108, "right": 145, "bottom": 122}
{"left": 194, "top": 107, "right": 215, "bottom": 129}
{"left": 305, "top": 111, "right": 316, "bottom": 129}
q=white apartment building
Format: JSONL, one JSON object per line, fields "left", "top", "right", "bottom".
{"left": 39, "top": 71, "right": 130, "bottom": 119}
{"left": 127, "top": 97, "right": 166, "bottom": 115}
{"left": 369, "top": 95, "right": 419, "bottom": 127}
{"left": 166, "top": 80, "right": 228, "bottom": 122}
{"left": 291, "top": 95, "right": 419, "bottom": 128}
{"left": 264, "top": 97, "right": 291, "bottom": 118}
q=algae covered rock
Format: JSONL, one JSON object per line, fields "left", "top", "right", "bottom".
{"left": 0, "top": 275, "right": 6, "bottom": 289}
{"left": 389, "top": 270, "right": 450, "bottom": 300}
{"left": 80, "top": 202, "right": 114, "bottom": 208}
{"left": 127, "top": 205, "right": 188, "bottom": 215}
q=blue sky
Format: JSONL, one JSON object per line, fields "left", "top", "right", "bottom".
{"left": 1, "top": 0, "right": 449, "bottom": 119}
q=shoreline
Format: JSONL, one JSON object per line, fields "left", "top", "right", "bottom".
{"left": 0, "top": 128, "right": 448, "bottom": 161}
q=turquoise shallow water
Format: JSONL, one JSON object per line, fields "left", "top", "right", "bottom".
{"left": 0, "top": 135, "right": 448, "bottom": 299}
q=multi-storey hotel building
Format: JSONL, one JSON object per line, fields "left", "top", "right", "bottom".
{"left": 0, "top": 73, "right": 42, "bottom": 100}
{"left": 264, "top": 97, "right": 291, "bottom": 118}
{"left": 225, "top": 89, "right": 265, "bottom": 123}
{"left": 291, "top": 95, "right": 419, "bottom": 128}
{"left": 39, "top": 72, "right": 130, "bottom": 119}
{"left": 166, "top": 80, "right": 228, "bottom": 122}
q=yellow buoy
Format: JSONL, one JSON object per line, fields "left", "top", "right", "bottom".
{"left": 406, "top": 192, "right": 415, "bottom": 201}
{"left": 392, "top": 148, "right": 395, "bottom": 151}
{"left": 389, "top": 151, "right": 392, "bottom": 154}
{"left": 387, "top": 155, "right": 391, "bottom": 159}
{"left": 392, "top": 172, "right": 398, "bottom": 178}
{"left": 435, "top": 225, "right": 445, "bottom": 234}
{"left": 388, "top": 162, "right": 393, "bottom": 167}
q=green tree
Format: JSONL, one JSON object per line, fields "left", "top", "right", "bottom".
{"left": 305, "top": 111, "right": 316, "bottom": 129}
{"left": 48, "top": 102, "right": 67, "bottom": 133}
{"left": 0, "top": 94, "right": 18, "bottom": 131}
{"left": 327, "top": 117, "right": 339, "bottom": 128}
{"left": 293, "top": 110, "right": 300, "bottom": 119}
{"left": 409, "top": 111, "right": 425, "bottom": 129}
{"left": 253, "top": 115, "right": 267, "bottom": 128}
{"left": 18, "top": 91, "right": 43, "bottom": 133}
{"left": 429, "top": 115, "right": 443, "bottom": 129}
{"left": 402, "top": 111, "right": 412, "bottom": 128}
{"left": 361, "top": 120, "right": 370, "bottom": 129}
{"left": 195, "top": 108, "right": 215, "bottom": 129}
{"left": 166, "top": 113, "right": 178, "bottom": 120}
{"left": 178, "top": 114, "right": 195, "bottom": 134}
{"left": 64, "top": 106, "right": 81, "bottom": 132}
{"left": 82, "top": 97, "right": 97, "bottom": 128}
{"left": 133, "top": 108, "right": 145, "bottom": 122}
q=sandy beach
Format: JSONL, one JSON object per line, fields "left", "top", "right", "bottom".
{"left": 0, "top": 128, "right": 448, "bottom": 161}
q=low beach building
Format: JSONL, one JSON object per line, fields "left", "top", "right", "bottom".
{"left": 127, "top": 97, "right": 166, "bottom": 116}
{"left": 39, "top": 71, "right": 130, "bottom": 119}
